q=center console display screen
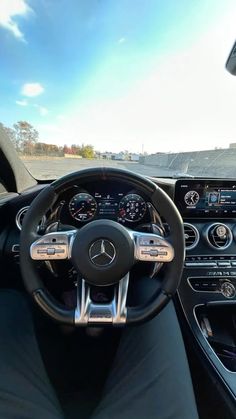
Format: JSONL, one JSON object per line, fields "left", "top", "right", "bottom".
{"left": 175, "top": 180, "right": 236, "bottom": 217}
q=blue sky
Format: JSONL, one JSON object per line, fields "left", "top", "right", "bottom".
{"left": 0, "top": 0, "right": 236, "bottom": 153}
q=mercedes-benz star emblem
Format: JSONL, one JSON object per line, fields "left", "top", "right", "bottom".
{"left": 89, "top": 239, "right": 116, "bottom": 267}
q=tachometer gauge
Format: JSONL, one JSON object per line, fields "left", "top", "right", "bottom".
{"left": 119, "top": 194, "right": 146, "bottom": 222}
{"left": 69, "top": 193, "right": 97, "bottom": 222}
{"left": 184, "top": 190, "right": 200, "bottom": 206}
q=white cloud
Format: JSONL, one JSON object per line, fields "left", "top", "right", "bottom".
{"left": 16, "top": 99, "right": 27, "bottom": 106}
{"left": 15, "top": 99, "right": 48, "bottom": 115}
{"left": 118, "top": 37, "right": 126, "bottom": 44}
{"left": 21, "top": 82, "right": 44, "bottom": 97}
{"left": 0, "top": 0, "right": 31, "bottom": 41}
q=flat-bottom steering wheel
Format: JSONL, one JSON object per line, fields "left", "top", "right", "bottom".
{"left": 20, "top": 168, "right": 185, "bottom": 326}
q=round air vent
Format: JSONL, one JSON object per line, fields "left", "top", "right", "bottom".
{"left": 184, "top": 223, "right": 199, "bottom": 250}
{"left": 206, "top": 223, "right": 232, "bottom": 250}
{"left": 16, "top": 206, "right": 45, "bottom": 231}
{"left": 16, "top": 206, "right": 30, "bottom": 230}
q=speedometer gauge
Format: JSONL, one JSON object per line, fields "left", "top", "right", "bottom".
{"left": 119, "top": 194, "right": 146, "bottom": 222}
{"left": 69, "top": 193, "right": 97, "bottom": 222}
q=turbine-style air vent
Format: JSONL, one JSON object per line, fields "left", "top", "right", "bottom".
{"left": 206, "top": 223, "right": 232, "bottom": 250}
{"left": 15, "top": 206, "right": 29, "bottom": 230}
{"left": 16, "top": 206, "right": 45, "bottom": 231}
{"left": 184, "top": 223, "right": 199, "bottom": 250}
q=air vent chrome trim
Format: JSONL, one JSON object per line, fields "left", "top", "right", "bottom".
{"left": 15, "top": 206, "right": 30, "bottom": 231}
{"left": 206, "top": 222, "right": 233, "bottom": 250}
{"left": 184, "top": 223, "right": 200, "bottom": 250}
{"left": 16, "top": 206, "right": 46, "bottom": 231}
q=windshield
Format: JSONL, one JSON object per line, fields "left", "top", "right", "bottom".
{"left": 1, "top": 0, "right": 236, "bottom": 180}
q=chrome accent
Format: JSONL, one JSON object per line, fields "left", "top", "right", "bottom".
{"left": 74, "top": 273, "right": 129, "bottom": 325}
{"left": 146, "top": 202, "right": 165, "bottom": 233}
{"left": 44, "top": 261, "right": 58, "bottom": 276}
{"left": 216, "top": 225, "right": 227, "bottom": 238}
{"left": 145, "top": 204, "right": 165, "bottom": 276}
{"left": 150, "top": 261, "right": 163, "bottom": 278}
{"left": 183, "top": 223, "right": 200, "bottom": 251}
{"left": 15, "top": 206, "right": 29, "bottom": 230}
{"left": 30, "top": 230, "right": 76, "bottom": 260}
{"left": 185, "top": 261, "right": 217, "bottom": 267}
{"left": 45, "top": 221, "right": 60, "bottom": 233}
{"left": 89, "top": 239, "right": 116, "bottom": 266}
{"left": 187, "top": 276, "right": 221, "bottom": 294}
{"left": 185, "top": 253, "right": 236, "bottom": 259}
{"left": 201, "top": 317, "right": 213, "bottom": 338}
{"left": 206, "top": 222, "right": 233, "bottom": 250}
{"left": 16, "top": 206, "right": 46, "bottom": 231}
{"left": 12, "top": 244, "right": 20, "bottom": 253}
{"left": 128, "top": 230, "right": 174, "bottom": 262}
{"left": 220, "top": 281, "right": 236, "bottom": 298}
{"left": 187, "top": 276, "right": 236, "bottom": 297}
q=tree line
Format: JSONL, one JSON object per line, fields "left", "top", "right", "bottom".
{"left": 0, "top": 121, "right": 95, "bottom": 158}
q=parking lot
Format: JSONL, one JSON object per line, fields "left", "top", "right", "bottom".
{"left": 22, "top": 157, "right": 173, "bottom": 179}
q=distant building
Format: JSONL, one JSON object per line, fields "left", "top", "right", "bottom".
{"left": 100, "top": 151, "right": 140, "bottom": 161}
{"left": 229, "top": 143, "right": 236, "bottom": 148}
{"left": 130, "top": 154, "right": 140, "bottom": 162}
{"left": 112, "top": 153, "right": 126, "bottom": 161}
{"left": 101, "top": 152, "right": 112, "bottom": 159}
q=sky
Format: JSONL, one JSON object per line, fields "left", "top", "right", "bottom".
{"left": 0, "top": 0, "right": 236, "bottom": 154}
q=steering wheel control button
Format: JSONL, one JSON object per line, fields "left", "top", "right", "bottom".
{"left": 30, "top": 233, "right": 71, "bottom": 260}
{"left": 134, "top": 233, "right": 174, "bottom": 262}
{"left": 149, "top": 250, "right": 159, "bottom": 257}
{"left": 221, "top": 282, "right": 236, "bottom": 298}
{"left": 47, "top": 248, "right": 56, "bottom": 255}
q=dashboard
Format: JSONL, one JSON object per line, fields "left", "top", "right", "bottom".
{"left": 4, "top": 177, "right": 236, "bottom": 271}
{"left": 68, "top": 192, "right": 146, "bottom": 223}
{"left": 57, "top": 181, "right": 151, "bottom": 228}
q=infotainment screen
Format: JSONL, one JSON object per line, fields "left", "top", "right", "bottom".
{"left": 175, "top": 180, "right": 236, "bottom": 217}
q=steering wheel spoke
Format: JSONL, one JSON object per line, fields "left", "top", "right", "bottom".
{"left": 75, "top": 273, "right": 129, "bottom": 325}
{"left": 30, "top": 230, "right": 77, "bottom": 260}
{"left": 129, "top": 230, "right": 175, "bottom": 263}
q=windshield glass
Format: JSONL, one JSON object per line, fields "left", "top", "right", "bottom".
{"left": 1, "top": 0, "right": 236, "bottom": 179}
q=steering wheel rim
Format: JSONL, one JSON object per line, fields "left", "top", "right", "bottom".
{"left": 20, "top": 167, "right": 185, "bottom": 326}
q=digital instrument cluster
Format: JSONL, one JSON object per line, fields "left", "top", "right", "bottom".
{"left": 68, "top": 190, "right": 147, "bottom": 224}
{"left": 175, "top": 180, "right": 236, "bottom": 217}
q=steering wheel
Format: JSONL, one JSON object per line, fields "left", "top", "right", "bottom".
{"left": 20, "top": 168, "right": 185, "bottom": 326}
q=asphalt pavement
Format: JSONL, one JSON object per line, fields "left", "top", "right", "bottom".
{"left": 22, "top": 158, "right": 173, "bottom": 179}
